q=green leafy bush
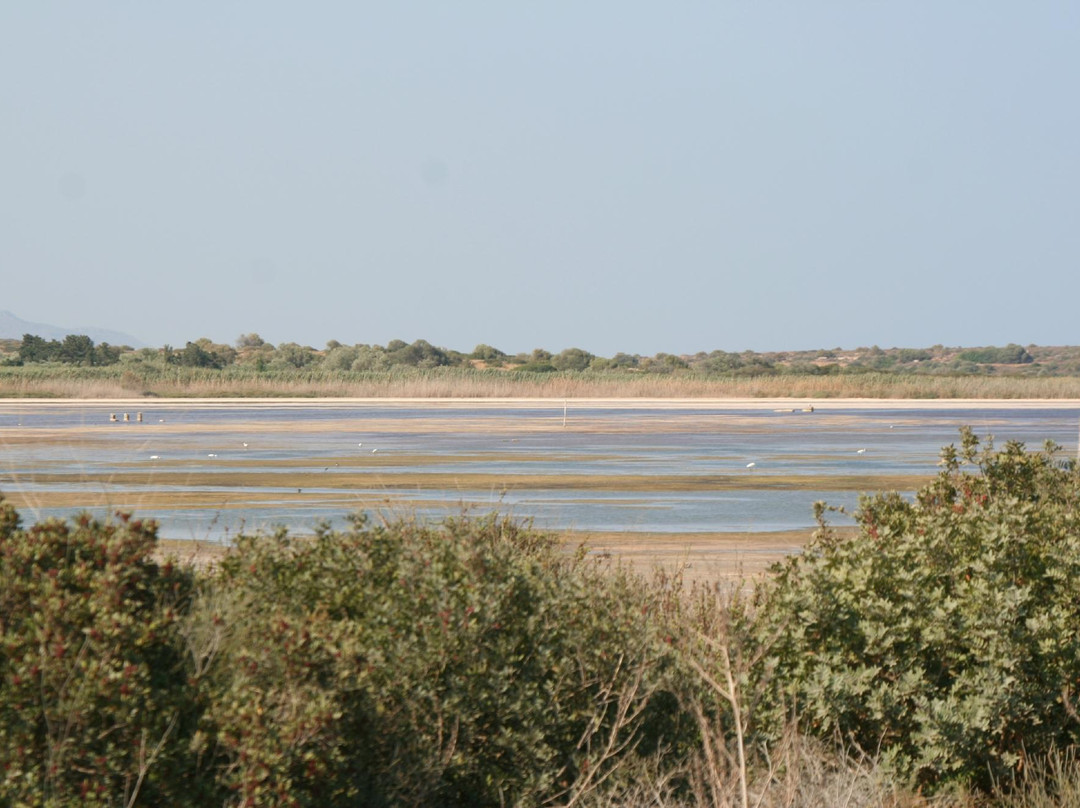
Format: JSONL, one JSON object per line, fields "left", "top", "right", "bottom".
{"left": 957, "top": 344, "right": 1034, "bottom": 365}
{"left": 0, "top": 505, "right": 206, "bottom": 807}
{"left": 750, "top": 429, "right": 1080, "bottom": 790}
{"left": 192, "top": 513, "right": 689, "bottom": 807}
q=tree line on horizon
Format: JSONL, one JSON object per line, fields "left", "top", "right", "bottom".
{"left": 3, "top": 331, "right": 1073, "bottom": 377}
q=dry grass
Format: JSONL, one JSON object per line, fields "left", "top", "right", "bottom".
{"left": 5, "top": 366, "right": 1080, "bottom": 399}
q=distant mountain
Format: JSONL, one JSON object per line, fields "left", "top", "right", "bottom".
{"left": 0, "top": 311, "right": 145, "bottom": 348}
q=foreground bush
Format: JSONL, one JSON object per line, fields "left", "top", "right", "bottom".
{"left": 0, "top": 506, "right": 694, "bottom": 806}
{"left": 189, "top": 513, "right": 692, "bottom": 807}
{"left": 0, "top": 506, "right": 205, "bottom": 807}
{"left": 750, "top": 429, "right": 1080, "bottom": 790}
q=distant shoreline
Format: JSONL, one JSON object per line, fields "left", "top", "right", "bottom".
{"left": 3, "top": 397, "right": 1080, "bottom": 410}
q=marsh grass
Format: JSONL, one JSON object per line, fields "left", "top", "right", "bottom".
{"left": 5, "top": 365, "right": 1080, "bottom": 398}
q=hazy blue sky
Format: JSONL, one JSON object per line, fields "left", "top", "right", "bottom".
{"left": 3, "top": 3, "right": 1078, "bottom": 355}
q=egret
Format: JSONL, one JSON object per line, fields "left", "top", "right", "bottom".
{"left": 242, "top": 442, "right": 249, "bottom": 448}
{"left": 149, "top": 455, "right": 159, "bottom": 460}
{"left": 358, "top": 442, "right": 363, "bottom": 448}
{"left": 372, "top": 448, "right": 378, "bottom": 454}
{"left": 208, "top": 453, "right": 218, "bottom": 458}
{"left": 856, "top": 448, "right": 867, "bottom": 454}
{"left": 746, "top": 462, "right": 756, "bottom": 469}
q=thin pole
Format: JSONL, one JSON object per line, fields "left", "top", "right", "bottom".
{"left": 563, "top": 399, "right": 567, "bottom": 428}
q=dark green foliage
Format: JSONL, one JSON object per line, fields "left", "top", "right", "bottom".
{"left": 0, "top": 505, "right": 207, "bottom": 807}
{"left": 0, "top": 506, "right": 688, "bottom": 806}
{"left": 386, "top": 339, "right": 453, "bottom": 368}
{"left": 19, "top": 333, "right": 61, "bottom": 363}
{"left": 694, "top": 350, "right": 743, "bottom": 373}
{"left": 58, "top": 334, "right": 96, "bottom": 366}
{"left": 194, "top": 513, "right": 684, "bottom": 807}
{"left": 470, "top": 344, "right": 505, "bottom": 361}
{"left": 609, "top": 352, "right": 640, "bottom": 369}
{"left": 273, "top": 341, "right": 317, "bottom": 368}
{"left": 172, "top": 340, "right": 226, "bottom": 369}
{"left": 551, "top": 347, "right": 594, "bottom": 371}
{"left": 894, "top": 348, "right": 932, "bottom": 363}
{"left": 957, "top": 344, "right": 1034, "bottom": 364}
{"left": 17, "top": 333, "right": 122, "bottom": 366}
{"left": 513, "top": 362, "right": 558, "bottom": 373}
{"left": 642, "top": 353, "right": 689, "bottom": 373}
{"left": 751, "top": 429, "right": 1080, "bottom": 790}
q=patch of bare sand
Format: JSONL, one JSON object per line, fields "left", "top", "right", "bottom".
{"left": 564, "top": 528, "right": 844, "bottom": 585}
{"left": 152, "top": 527, "right": 848, "bottom": 584}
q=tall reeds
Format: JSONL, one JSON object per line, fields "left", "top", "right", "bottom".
{"left": 3, "top": 365, "right": 1080, "bottom": 399}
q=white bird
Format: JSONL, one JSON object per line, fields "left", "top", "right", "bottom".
{"left": 856, "top": 448, "right": 867, "bottom": 454}
{"left": 149, "top": 455, "right": 159, "bottom": 460}
{"left": 371, "top": 448, "right": 378, "bottom": 454}
{"left": 746, "top": 462, "right": 756, "bottom": 469}
{"left": 207, "top": 453, "right": 218, "bottom": 458}
{"left": 358, "top": 442, "right": 363, "bottom": 448}
{"left": 242, "top": 442, "right": 249, "bottom": 448}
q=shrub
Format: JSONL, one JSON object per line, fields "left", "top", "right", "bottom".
{"left": 750, "top": 429, "right": 1080, "bottom": 790}
{"left": 193, "top": 513, "right": 689, "bottom": 807}
{"left": 551, "top": 348, "right": 594, "bottom": 371}
{"left": 958, "top": 345, "right": 1034, "bottom": 365}
{"left": 513, "top": 362, "right": 558, "bottom": 373}
{"left": 0, "top": 504, "right": 207, "bottom": 807}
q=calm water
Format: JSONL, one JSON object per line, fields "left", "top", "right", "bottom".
{"left": 1, "top": 402, "right": 1077, "bottom": 541}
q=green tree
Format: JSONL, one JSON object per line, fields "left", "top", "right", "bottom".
{"left": 350, "top": 345, "right": 391, "bottom": 371}
{"left": 94, "top": 341, "right": 122, "bottom": 365}
{"left": 273, "top": 342, "right": 317, "bottom": 368}
{"left": 551, "top": 347, "right": 594, "bottom": 371}
{"left": 957, "top": 344, "right": 1034, "bottom": 364}
{"left": 235, "top": 332, "right": 266, "bottom": 350}
{"left": 173, "top": 341, "right": 224, "bottom": 369}
{"left": 18, "top": 333, "right": 61, "bottom": 363}
{"left": 386, "top": 339, "right": 451, "bottom": 368}
{"left": 470, "top": 344, "right": 505, "bottom": 361}
{"left": 57, "top": 334, "right": 96, "bottom": 366}
{"left": 609, "top": 352, "right": 640, "bottom": 369}
{"left": 322, "top": 344, "right": 359, "bottom": 370}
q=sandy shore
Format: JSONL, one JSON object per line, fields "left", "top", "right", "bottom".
{"left": 4, "top": 396, "right": 1080, "bottom": 410}
{"left": 154, "top": 527, "right": 837, "bottom": 583}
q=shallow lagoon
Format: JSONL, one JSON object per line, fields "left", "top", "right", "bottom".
{"left": 1, "top": 400, "right": 1077, "bottom": 541}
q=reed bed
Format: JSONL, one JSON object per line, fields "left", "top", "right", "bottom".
{"left": 4, "top": 365, "right": 1080, "bottom": 399}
